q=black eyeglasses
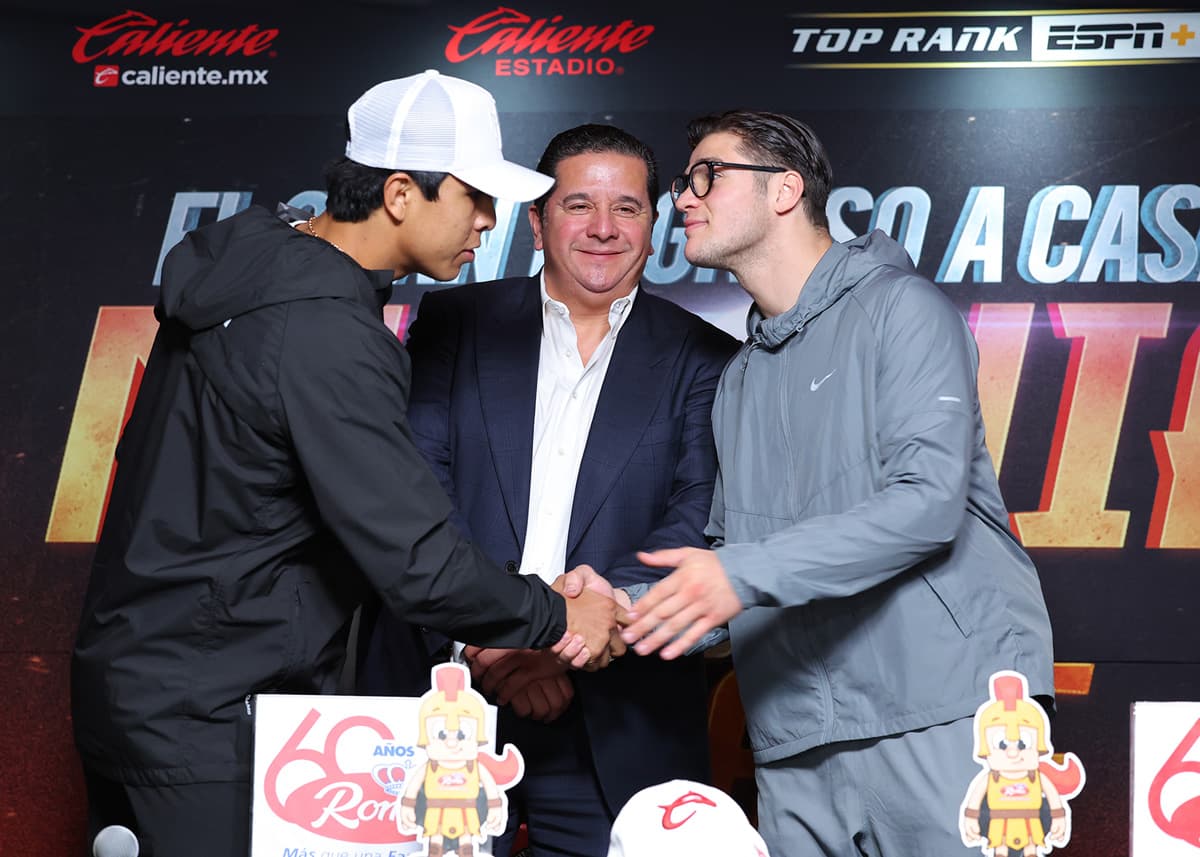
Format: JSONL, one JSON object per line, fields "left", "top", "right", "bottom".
{"left": 670, "top": 160, "right": 786, "bottom": 201}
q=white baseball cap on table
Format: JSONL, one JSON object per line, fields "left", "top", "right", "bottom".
{"left": 608, "top": 779, "right": 770, "bottom": 857}
{"left": 345, "top": 69, "right": 553, "bottom": 203}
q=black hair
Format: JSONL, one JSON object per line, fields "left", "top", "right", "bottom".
{"left": 686, "top": 110, "right": 832, "bottom": 230}
{"left": 533, "top": 124, "right": 659, "bottom": 217}
{"left": 322, "top": 156, "right": 448, "bottom": 222}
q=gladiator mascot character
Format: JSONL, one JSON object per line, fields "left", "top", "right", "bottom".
{"left": 399, "top": 663, "right": 522, "bottom": 857}
{"left": 960, "top": 671, "right": 1084, "bottom": 857}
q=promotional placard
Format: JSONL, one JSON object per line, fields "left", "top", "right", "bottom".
{"left": 1131, "top": 701, "right": 1200, "bottom": 856}
{"left": 253, "top": 664, "right": 521, "bottom": 857}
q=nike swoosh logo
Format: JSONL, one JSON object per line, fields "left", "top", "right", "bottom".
{"left": 810, "top": 370, "right": 836, "bottom": 392}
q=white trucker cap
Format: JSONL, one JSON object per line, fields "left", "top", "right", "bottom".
{"left": 608, "top": 780, "right": 770, "bottom": 857}
{"left": 345, "top": 69, "right": 553, "bottom": 203}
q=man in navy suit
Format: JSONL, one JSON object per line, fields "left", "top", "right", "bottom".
{"left": 359, "top": 124, "right": 738, "bottom": 857}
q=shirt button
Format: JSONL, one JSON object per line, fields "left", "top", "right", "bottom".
{"left": 504, "top": 560, "right": 519, "bottom": 574}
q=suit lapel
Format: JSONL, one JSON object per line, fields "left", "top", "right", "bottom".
{"left": 566, "top": 293, "right": 680, "bottom": 557}
{"left": 475, "top": 278, "right": 542, "bottom": 550}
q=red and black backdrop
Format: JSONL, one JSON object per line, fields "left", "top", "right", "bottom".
{"left": 2, "top": 1, "right": 1198, "bottom": 854}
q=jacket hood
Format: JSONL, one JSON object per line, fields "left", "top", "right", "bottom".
{"left": 750, "top": 229, "right": 916, "bottom": 349}
{"left": 158, "top": 204, "right": 393, "bottom": 331}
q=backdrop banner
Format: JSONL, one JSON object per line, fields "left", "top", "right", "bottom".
{"left": 2, "top": 2, "right": 1197, "bottom": 854}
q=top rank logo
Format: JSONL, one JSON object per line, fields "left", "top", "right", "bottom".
{"left": 445, "top": 6, "right": 654, "bottom": 76}
{"left": 787, "top": 9, "right": 1200, "bottom": 68}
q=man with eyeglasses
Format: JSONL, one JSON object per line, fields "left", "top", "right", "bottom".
{"left": 613, "top": 110, "right": 1055, "bottom": 856}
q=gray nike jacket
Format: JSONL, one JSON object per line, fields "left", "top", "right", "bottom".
{"left": 710, "top": 229, "right": 1054, "bottom": 765}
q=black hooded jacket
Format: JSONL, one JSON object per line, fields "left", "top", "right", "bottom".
{"left": 71, "top": 205, "right": 565, "bottom": 785}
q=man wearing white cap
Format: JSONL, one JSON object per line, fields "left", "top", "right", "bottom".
{"left": 305, "top": 71, "right": 556, "bottom": 278}
{"left": 71, "top": 70, "right": 621, "bottom": 857}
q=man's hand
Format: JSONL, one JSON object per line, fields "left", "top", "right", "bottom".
{"left": 557, "top": 564, "right": 633, "bottom": 611}
{"left": 464, "top": 646, "right": 575, "bottom": 722}
{"left": 508, "top": 674, "right": 574, "bottom": 721}
{"left": 554, "top": 583, "right": 623, "bottom": 669}
{"left": 554, "top": 566, "right": 628, "bottom": 669}
{"left": 619, "top": 547, "right": 742, "bottom": 659}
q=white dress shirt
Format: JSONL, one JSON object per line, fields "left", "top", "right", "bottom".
{"left": 519, "top": 276, "right": 637, "bottom": 585}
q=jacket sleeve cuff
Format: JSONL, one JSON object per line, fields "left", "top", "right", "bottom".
{"left": 714, "top": 542, "right": 773, "bottom": 608}
{"left": 684, "top": 625, "right": 730, "bottom": 655}
{"left": 621, "top": 583, "right": 650, "bottom": 604}
{"left": 542, "top": 592, "right": 568, "bottom": 649}
{"left": 621, "top": 584, "right": 728, "bottom": 656}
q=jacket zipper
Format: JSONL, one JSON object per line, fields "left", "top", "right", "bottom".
{"left": 740, "top": 339, "right": 759, "bottom": 374}
{"left": 779, "top": 323, "right": 836, "bottom": 740}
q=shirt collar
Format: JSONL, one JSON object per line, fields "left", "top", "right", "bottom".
{"left": 539, "top": 272, "right": 638, "bottom": 338}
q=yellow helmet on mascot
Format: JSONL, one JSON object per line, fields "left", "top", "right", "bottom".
{"left": 418, "top": 663, "right": 488, "bottom": 747}
{"left": 974, "top": 672, "right": 1049, "bottom": 757}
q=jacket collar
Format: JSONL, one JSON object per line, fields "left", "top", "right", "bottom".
{"left": 749, "top": 239, "right": 854, "bottom": 350}
{"left": 749, "top": 229, "right": 915, "bottom": 350}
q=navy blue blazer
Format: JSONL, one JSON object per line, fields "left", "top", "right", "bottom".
{"left": 360, "top": 276, "right": 739, "bottom": 813}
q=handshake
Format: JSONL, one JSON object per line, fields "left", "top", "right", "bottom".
{"left": 550, "top": 563, "right": 633, "bottom": 671}
{"left": 464, "top": 548, "right": 742, "bottom": 724}
{"left": 461, "top": 564, "right": 631, "bottom": 725}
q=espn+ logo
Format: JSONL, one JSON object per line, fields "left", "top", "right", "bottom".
{"left": 1032, "top": 12, "right": 1199, "bottom": 62}
{"left": 1047, "top": 21, "right": 1166, "bottom": 50}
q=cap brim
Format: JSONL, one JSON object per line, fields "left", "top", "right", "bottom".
{"left": 453, "top": 160, "right": 554, "bottom": 203}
